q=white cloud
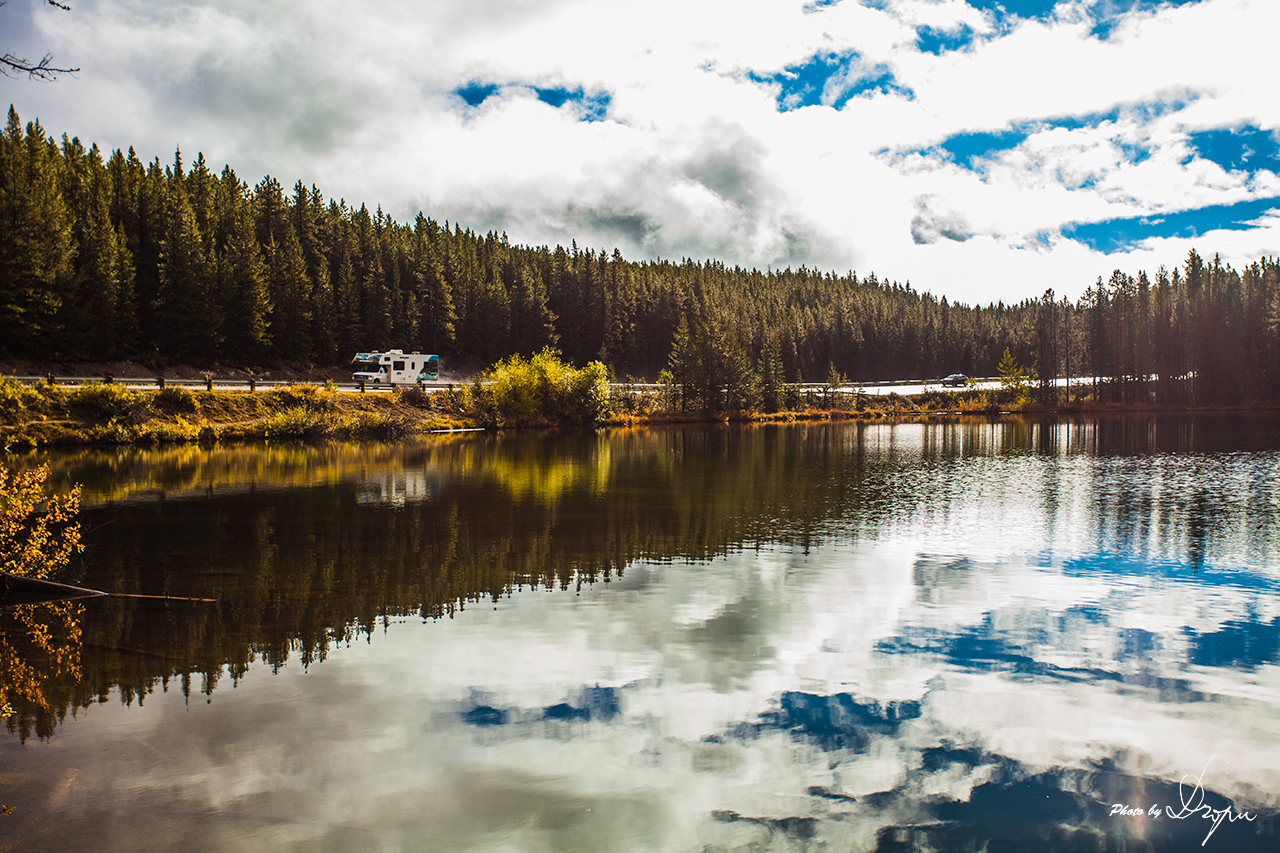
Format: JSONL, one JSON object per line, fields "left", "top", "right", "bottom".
{"left": 1, "top": 0, "right": 1278, "bottom": 305}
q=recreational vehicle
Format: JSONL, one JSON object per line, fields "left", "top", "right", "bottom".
{"left": 350, "top": 351, "right": 439, "bottom": 384}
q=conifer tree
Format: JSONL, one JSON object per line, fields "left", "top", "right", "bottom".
{"left": 331, "top": 218, "right": 361, "bottom": 357}
{"left": 667, "top": 313, "right": 698, "bottom": 412}
{"left": 361, "top": 234, "right": 392, "bottom": 351}
{"left": 760, "top": 329, "right": 784, "bottom": 413}
{"left": 186, "top": 152, "right": 215, "bottom": 239}
{"left": 266, "top": 226, "right": 313, "bottom": 359}
{"left": 131, "top": 157, "right": 168, "bottom": 345}
{"left": 218, "top": 194, "right": 271, "bottom": 358}
{"left": 54, "top": 134, "right": 97, "bottom": 353}
{"left": 293, "top": 183, "right": 334, "bottom": 363}
{"left": 1033, "top": 289, "right": 1057, "bottom": 404}
{"left": 155, "top": 179, "right": 220, "bottom": 360}
{"left": 412, "top": 214, "right": 455, "bottom": 354}
{"left": 510, "top": 263, "right": 557, "bottom": 356}
{"left": 0, "top": 108, "right": 74, "bottom": 354}
{"left": 81, "top": 177, "right": 135, "bottom": 358}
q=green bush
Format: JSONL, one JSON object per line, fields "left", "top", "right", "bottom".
{"left": 257, "top": 407, "right": 415, "bottom": 441}
{"left": 436, "top": 384, "right": 473, "bottom": 415}
{"left": 71, "top": 383, "right": 151, "bottom": 424}
{"left": 476, "top": 349, "right": 609, "bottom": 428}
{"left": 395, "top": 385, "right": 434, "bottom": 408}
{"left": 269, "top": 383, "right": 336, "bottom": 413}
{"left": 570, "top": 361, "right": 610, "bottom": 425}
{"left": 341, "top": 412, "right": 414, "bottom": 439}
{"left": 0, "top": 377, "right": 41, "bottom": 421}
{"left": 260, "top": 407, "right": 329, "bottom": 440}
{"left": 155, "top": 384, "right": 198, "bottom": 413}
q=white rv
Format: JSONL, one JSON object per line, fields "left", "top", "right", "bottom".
{"left": 350, "top": 350, "right": 439, "bottom": 385}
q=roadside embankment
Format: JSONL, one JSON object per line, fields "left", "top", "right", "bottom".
{"left": 0, "top": 379, "right": 476, "bottom": 446}
{"left": 4, "top": 373, "right": 1275, "bottom": 448}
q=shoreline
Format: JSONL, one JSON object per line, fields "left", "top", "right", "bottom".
{"left": 3, "top": 379, "right": 1278, "bottom": 449}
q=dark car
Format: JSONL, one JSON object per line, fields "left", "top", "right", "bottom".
{"left": 940, "top": 374, "right": 969, "bottom": 387}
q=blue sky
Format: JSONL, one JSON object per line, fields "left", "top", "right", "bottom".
{"left": 2, "top": 0, "right": 1278, "bottom": 305}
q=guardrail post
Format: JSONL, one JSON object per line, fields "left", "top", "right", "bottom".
{"left": 206, "top": 376, "right": 213, "bottom": 392}
{"left": 249, "top": 378, "right": 256, "bottom": 392}
{"left": 156, "top": 376, "right": 165, "bottom": 389}
{"left": 358, "top": 380, "right": 365, "bottom": 393}
{"left": 104, "top": 374, "right": 113, "bottom": 384}
{"left": 46, "top": 372, "right": 54, "bottom": 385}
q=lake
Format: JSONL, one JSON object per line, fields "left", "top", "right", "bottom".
{"left": 3, "top": 416, "right": 1279, "bottom": 852}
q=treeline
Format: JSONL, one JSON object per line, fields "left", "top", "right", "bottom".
{"left": 1068, "top": 257, "right": 1280, "bottom": 405}
{"left": 3, "top": 107, "right": 1279, "bottom": 405}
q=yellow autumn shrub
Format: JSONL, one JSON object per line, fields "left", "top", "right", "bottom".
{"left": 0, "top": 464, "right": 83, "bottom": 580}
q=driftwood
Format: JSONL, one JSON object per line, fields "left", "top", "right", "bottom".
{"left": 0, "top": 571, "right": 106, "bottom": 606}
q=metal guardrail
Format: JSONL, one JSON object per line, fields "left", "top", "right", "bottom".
{"left": 5, "top": 375, "right": 460, "bottom": 393}
{"left": 5, "top": 374, "right": 1003, "bottom": 394}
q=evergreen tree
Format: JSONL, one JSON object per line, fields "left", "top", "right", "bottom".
{"left": 1034, "top": 288, "right": 1057, "bottom": 405}
{"left": 266, "top": 225, "right": 313, "bottom": 359}
{"left": 331, "top": 218, "right": 361, "bottom": 357}
{"left": 412, "top": 214, "right": 455, "bottom": 354}
{"left": 81, "top": 174, "right": 136, "bottom": 358}
{"left": 155, "top": 179, "right": 220, "bottom": 360}
{"left": 131, "top": 156, "right": 168, "bottom": 347}
{"left": 760, "top": 329, "right": 784, "bottom": 413}
{"left": 667, "top": 313, "right": 698, "bottom": 412}
{"left": 361, "top": 233, "right": 391, "bottom": 350}
{"left": 218, "top": 194, "right": 271, "bottom": 359}
{"left": 0, "top": 108, "right": 74, "bottom": 354}
{"left": 510, "top": 263, "right": 557, "bottom": 356}
{"left": 293, "top": 183, "right": 334, "bottom": 362}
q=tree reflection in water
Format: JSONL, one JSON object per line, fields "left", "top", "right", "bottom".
{"left": 1, "top": 601, "right": 84, "bottom": 740}
{"left": 3, "top": 416, "right": 1280, "bottom": 744}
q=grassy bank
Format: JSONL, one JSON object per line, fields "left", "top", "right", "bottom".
{"left": 4, "top": 371, "right": 1276, "bottom": 449}
{"left": 0, "top": 378, "right": 476, "bottom": 447}
{"left": 0, "top": 350, "right": 610, "bottom": 446}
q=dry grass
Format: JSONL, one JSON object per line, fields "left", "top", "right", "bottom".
{"left": 3, "top": 375, "right": 1276, "bottom": 448}
{"left": 0, "top": 381, "right": 473, "bottom": 447}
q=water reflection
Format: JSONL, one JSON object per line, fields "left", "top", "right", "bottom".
{"left": 1, "top": 602, "right": 84, "bottom": 740}
{"left": 2, "top": 415, "right": 1279, "bottom": 851}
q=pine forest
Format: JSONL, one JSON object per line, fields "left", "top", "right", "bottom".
{"left": 3, "top": 107, "right": 1280, "bottom": 409}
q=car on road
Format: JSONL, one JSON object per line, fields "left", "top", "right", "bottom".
{"left": 940, "top": 374, "right": 969, "bottom": 387}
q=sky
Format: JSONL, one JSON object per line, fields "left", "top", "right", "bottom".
{"left": 3, "top": 0, "right": 1279, "bottom": 306}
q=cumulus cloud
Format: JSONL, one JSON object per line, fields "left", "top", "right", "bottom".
{"left": 2, "top": 0, "right": 1278, "bottom": 305}
{"left": 910, "top": 195, "right": 973, "bottom": 244}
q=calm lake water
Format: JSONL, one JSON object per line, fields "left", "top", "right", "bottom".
{"left": 3, "top": 417, "right": 1280, "bottom": 852}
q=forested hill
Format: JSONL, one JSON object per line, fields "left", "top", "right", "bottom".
{"left": 3, "top": 107, "right": 1279, "bottom": 405}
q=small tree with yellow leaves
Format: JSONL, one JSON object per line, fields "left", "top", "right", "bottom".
{"left": 1, "top": 464, "right": 83, "bottom": 580}
{"left": 1, "top": 465, "right": 85, "bottom": 731}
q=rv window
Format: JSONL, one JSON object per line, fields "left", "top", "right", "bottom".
{"left": 393, "top": 360, "right": 405, "bottom": 371}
